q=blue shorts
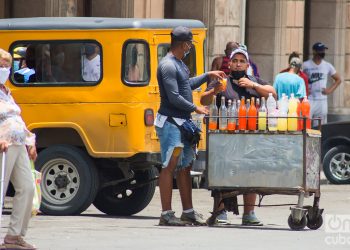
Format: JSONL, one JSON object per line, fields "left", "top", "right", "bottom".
{"left": 155, "top": 121, "right": 195, "bottom": 170}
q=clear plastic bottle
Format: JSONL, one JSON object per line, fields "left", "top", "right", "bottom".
{"left": 219, "top": 96, "right": 227, "bottom": 130}
{"left": 227, "top": 100, "right": 236, "bottom": 131}
{"left": 258, "top": 97, "right": 267, "bottom": 131}
{"left": 209, "top": 95, "right": 218, "bottom": 130}
{"left": 266, "top": 93, "right": 277, "bottom": 131}
{"left": 277, "top": 94, "right": 288, "bottom": 131}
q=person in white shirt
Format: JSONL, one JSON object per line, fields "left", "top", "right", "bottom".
{"left": 303, "top": 42, "right": 341, "bottom": 125}
{"left": 82, "top": 44, "right": 101, "bottom": 82}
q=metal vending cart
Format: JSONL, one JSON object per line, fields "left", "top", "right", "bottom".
{"left": 205, "top": 117, "right": 324, "bottom": 230}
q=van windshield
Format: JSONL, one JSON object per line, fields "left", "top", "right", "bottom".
{"left": 11, "top": 41, "right": 102, "bottom": 85}
{"left": 157, "top": 44, "right": 196, "bottom": 77}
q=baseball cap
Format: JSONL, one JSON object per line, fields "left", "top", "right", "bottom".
{"left": 312, "top": 42, "right": 328, "bottom": 51}
{"left": 171, "top": 26, "right": 196, "bottom": 43}
{"left": 230, "top": 48, "right": 249, "bottom": 61}
{"left": 289, "top": 57, "right": 302, "bottom": 68}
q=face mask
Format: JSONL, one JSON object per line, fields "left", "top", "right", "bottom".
{"left": 317, "top": 52, "right": 325, "bottom": 59}
{"left": 183, "top": 43, "right": 192, "bottom": 59}
{"left": 0, "top": 67, "right": 10, "bottom": 84}
{"left": 231, "top": 70, "right": 246, "bottom": 80}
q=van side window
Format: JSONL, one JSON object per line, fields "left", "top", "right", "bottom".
{"left": 123, "top": 41, "right": 150, "bottom": 85}
{"left": 157, "top": 44, "right": 197, "bottom": 77}
{"left": 10, "top": 41, "right": 102, "bottom": 85}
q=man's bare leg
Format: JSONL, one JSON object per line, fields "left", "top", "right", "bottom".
{"left": 176, "top": 166, "right": 192, "bottom": 210}
{"left": 159, "top": 147, "right": 182, "bottom": 211}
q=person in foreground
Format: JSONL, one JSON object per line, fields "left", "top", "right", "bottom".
{"left": 201, "top": 48, "right": 276, "bottom": 226}
{"left": 155, "top": 26, "right": 225, "bottom": 226}
{"left": 0, "top": 48, "right": 37, "bottom": 250}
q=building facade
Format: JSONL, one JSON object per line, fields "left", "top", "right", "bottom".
{"left": 0, "top": 0, "right": 349, "bottom": 120}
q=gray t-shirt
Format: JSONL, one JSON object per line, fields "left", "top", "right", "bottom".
{"left": 157, "top": 53, "right": 208, "bottom": 119}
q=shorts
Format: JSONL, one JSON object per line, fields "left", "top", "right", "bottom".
{"left": 155, "top": 120, "right": 195, "bottom": 170}
{"left": 310, "top": 98, "right": 327, "bottom": 126}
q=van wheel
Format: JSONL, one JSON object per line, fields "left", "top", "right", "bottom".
{"left": 93, "top": 167, "right": 157, "bottom": 216}
{"left": 36, "top": 145, "right": 99, "bottom": 215}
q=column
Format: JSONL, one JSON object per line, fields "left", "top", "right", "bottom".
{"left": 246, "top": 0, "right": 305, "bottom": 83}
{"left": 308, "top": 0, "right": 348, "bottom": 120}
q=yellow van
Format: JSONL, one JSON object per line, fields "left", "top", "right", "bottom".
{"left": 0, "top": 17, "right": 207, "bottom": 215}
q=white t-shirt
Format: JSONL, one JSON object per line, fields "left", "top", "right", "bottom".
{"left": 82, "top": 55, "right": 101, "bottom": 81}
{"left": 303, "top": 59, "right": 336, "bottom": 100}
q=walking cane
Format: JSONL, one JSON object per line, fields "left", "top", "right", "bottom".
{"left": 0, "top": 152, "right": 5, "bottom": 232}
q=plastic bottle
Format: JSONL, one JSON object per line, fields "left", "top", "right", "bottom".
{"left": 266, "top": 93, "right": 277, "bottom": 131}
{"left": 297, "top": 99, "right": 302, "bottom": 130}
{"left": 256, "top": 98, "right": 261, "bottom": 110}
{"left": 227, "top": 99, "right": 237, "bottom": 131}
{"left": 287, "top": 93, "right": 298, "bottom": 131}
{"left": 301, "top": 96, "right": 311, "bottom": 129}
{"left": 258, "top": 97, "right": 267, "bottom": 131}
{"left": 277, "top": 94, "right": 288, "bottom": 131}
{"left": 219, "top": 96, "right": 227, "bottom": 130}
{"left": 248, "top": 97, "right": 257, "bottom": 130}
{"left": 209, "top": 95, "right": 218, "bottom": 130}
{"left": 238, "top": 96, "right": 247, "bottom": 130}
{"left": 236, "top": 99, "right": 240, "bottom": 128}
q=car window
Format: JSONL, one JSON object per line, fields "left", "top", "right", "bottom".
{"left": 10, "top": 41, "right": 102, "bottom": 85}
{"left": 122, "top": 41, "right": 150, "bottom": 85}
{"left": 157, "top": 43, "right": 196, "bottom": 77}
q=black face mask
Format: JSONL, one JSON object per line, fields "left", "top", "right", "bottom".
{"left": 317, "top": 52, "right": 325, "bottom": 59}
{"left": 231, "top": 70, "right": 246, "bottom": 80}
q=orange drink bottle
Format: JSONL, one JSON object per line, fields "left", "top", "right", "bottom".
{"left": 238, "top": 96, "right": 247, "bottom": 130}
{"left": 301, "top": 96, "right": 311, "bottom": 129}
{"left": 297, "top": 99, "right": 302, "bottom": 130}
{"left": 209, "top": 95, "right": 218, "bottom": 130}
{"left": 248, "top": 97, "right": 257, "bottom": 130}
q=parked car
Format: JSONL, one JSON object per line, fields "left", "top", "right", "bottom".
{"left": 321, "top": 121, "right": 350, "bottom": 184}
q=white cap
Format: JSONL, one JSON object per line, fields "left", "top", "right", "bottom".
{"left": 230, "top": 48, "right": 249, "bottom": 61}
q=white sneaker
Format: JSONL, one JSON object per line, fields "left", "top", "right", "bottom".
{"left": 215, "top": 210, "right": 229, "bottom": 225}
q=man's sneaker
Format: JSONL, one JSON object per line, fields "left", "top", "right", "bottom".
{"left": 159, "top": 211, "right": 187, "bottom": 226}
{"left": 3, "top": 235, "right": 36, "bottom": 250}
{"left": 215, "top": 210, "right": 229, "bottom": 225}
{"left": 181, "top": 210, "right": 207, "bottom": 226}
{"left": 242, "top": 211, "right": 263, "bottom": 226}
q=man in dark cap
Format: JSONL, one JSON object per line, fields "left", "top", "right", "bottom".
{"left": 303, "top": 42, "right": 341, "bottom": 125}
{"left": 155, "top": 26, "right": 225, "bottom": 226}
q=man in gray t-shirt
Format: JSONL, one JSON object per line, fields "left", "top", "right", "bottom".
{"left": 155, "top": 26, "right": 225, "bottom": 226}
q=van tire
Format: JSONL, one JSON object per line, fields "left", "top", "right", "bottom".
{"left": 36, "top": 145, "right": 99, "bottom": 215}
{"left": 93, "top": 167, "right": 157, "bottom": 215}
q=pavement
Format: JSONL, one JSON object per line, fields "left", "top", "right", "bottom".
{"left": 1, "top": 184, "right": 349, "bottom": 250}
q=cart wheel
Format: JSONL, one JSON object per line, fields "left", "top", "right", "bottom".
{"left": 288, "top": 214, "right": 307, "bottom": 231}
{"left": 306, "top": 215, "right": 323, "bottom": 230}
